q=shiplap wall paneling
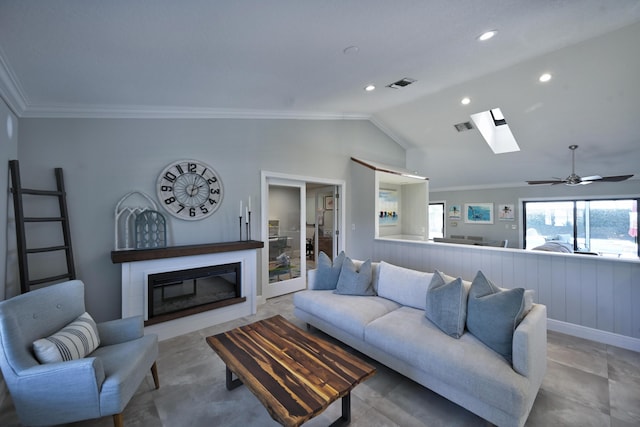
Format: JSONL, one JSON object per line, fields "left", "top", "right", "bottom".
{"left": 372, "top": 240, "right": 640, "bottom": 344}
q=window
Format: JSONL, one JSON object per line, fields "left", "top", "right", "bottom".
{"left": 523, "top": 198, "right": 639, "bottom": 258}
{"left": 429, "top": 202, "right": 445, "bottom": 239}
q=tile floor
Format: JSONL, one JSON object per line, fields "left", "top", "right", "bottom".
{"left": 1, "top": 293, "right": 639, "bottom": 427}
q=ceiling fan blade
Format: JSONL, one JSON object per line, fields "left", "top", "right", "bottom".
{"left": 526, "top": 179, "right": 565, "bottom": 185}
{"left": 597, "top": 174, "right": 634, "bottom": 182}
{"left": 527, "top": 146, "right": 633, "bottom": 186}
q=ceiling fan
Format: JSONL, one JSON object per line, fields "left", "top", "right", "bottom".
{"left": 526, "top": 145, "right": 634, "bottom": 186}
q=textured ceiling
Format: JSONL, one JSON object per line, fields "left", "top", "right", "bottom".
{"left": 1, "top": 0, "right": 639, "bottom": 189}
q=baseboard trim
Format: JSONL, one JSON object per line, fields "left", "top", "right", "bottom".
{"left": 547, "top": 319, "right": 640, "bottom": 352}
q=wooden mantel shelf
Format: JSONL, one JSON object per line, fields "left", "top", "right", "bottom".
{"left": 111, "top": 240, "right": 264, "bottom": 264}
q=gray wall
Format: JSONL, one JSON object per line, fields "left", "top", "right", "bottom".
{"left": 431, "top": 182, "right": 640, "bottom": 248}
{"left": 15, "top": 118, "right": 405, "bottom": 321}
{"left": 0, "top": 97, "right": 18, "bottom": 400}
{"left": 1, "top": 99, "right": 18, "bottom": 300}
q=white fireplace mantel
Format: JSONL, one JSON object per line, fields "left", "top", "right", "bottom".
{"left": 111, "top": 241, "right": 264, "bottom": 341}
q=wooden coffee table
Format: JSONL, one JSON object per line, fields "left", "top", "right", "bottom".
{"left": 206, "top": 315, "right": 376, "bottom": 426}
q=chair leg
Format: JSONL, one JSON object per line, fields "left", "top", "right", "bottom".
{"left": 113, "top": 413, "right": 124, "bottom": 427}
{"left": 151, "top": 361, "right": 160, "bottom": 389}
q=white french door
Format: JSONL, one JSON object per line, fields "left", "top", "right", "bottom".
{"left": 262, "top": 177, "right": 307, "bottom": 298}
{"left": 261, "top": 172, "right": 345, "bottom": 299}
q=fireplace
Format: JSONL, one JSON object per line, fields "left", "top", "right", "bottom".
{"left": 111, "top": 241, "right": 263, "bottom": 341}
{"left": 146, "top": 262, "right": 244, "bottom": 326}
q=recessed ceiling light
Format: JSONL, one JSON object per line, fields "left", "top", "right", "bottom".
{"left": 477, "top": 30, "right": 497, "bottom": 41}
{"left": 539, "top": 73, "right": 552, "bottom": 83}
{"left": 461, "top": 97, "right": 471, "bottom": 105}
{"left": 364, "top": 85, "right": 376, "bottom": 92}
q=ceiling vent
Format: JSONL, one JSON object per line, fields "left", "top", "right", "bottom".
{"left": 387, "top": 77, "right": 416, "bottom": 89}
{"left": 454, "top": 121, "right": 474, "bottom": 132}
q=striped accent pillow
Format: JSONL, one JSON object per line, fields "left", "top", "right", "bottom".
{"left": 33, "top": 312, "right": 101, "bottom": 364}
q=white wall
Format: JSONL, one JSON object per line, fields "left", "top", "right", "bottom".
{"left": 16, "top": 118, "right": 405, "bottom": 321}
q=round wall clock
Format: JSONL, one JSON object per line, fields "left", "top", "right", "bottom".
{"left": 156, "top": 159, "right": 223, "bottom": 220}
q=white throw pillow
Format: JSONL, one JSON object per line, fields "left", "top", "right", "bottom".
{"left": 33, "top": 312, "right": 101, "bottom": 364}
{"left": 377, "top": 261, "right": 433, "bottom": 309}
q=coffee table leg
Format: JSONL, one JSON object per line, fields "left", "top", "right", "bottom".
{"left": 225, "top": 365, "right": 243, "bottom": 391}
{"left": 328, "top": 392, "right": 351, "bottom": 426}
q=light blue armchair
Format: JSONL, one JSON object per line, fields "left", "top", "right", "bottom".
{"left": 0, "top": 280, "right": 159, "bottom": 427}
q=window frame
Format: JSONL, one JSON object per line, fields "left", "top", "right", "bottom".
{"left": 521, "top": 196, "right": 639, "bottom": 258}
{"left": 428, "top": 201, "right": 446, "bottom": 240}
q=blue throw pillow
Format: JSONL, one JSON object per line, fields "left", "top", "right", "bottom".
{"left": 334, "top": 258, "right": 374, "bottom": 296}
{"left": 314, "top": 251, "right": 346, "bottom": 290}
{"left": 425, "top": 270, "right": 467, "bottom": 338}
{"left": 466, "top": 271, "right": 526, "bottom": 362}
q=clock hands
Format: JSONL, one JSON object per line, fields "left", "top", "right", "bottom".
{"left": 187, "top": 174, "right": 206, "bottom": 197}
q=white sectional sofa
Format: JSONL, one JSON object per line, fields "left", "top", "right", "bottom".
{"left": 293, "top": 257, "right": 547, "bottom": 427}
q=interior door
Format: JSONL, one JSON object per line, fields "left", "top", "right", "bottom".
{"left": 263, "top": 179, "right": 306, "bottom": 298}
{"left": 314, "top": 185, "right": 341, "bottom": 261}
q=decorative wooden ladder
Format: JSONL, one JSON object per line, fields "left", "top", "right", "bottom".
{"left": 9, "top": 160, "right": 76, "bottom": 293}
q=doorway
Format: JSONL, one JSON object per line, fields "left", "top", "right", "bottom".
{"left": 261, "top": 172, "right": 344, "bottom": 299}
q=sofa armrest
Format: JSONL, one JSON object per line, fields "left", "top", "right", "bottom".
{"left": 97, "top": 315, "right": 144, "bottom": 345}
{"left": 307, "top": 269, "right": 318, "bottom": 289}
{"left": 512, "top": 304, "right": 547, "bottom": 383}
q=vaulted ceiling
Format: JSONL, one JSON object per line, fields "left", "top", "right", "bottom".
{"left": 1, "top": 1, "right": 639, "bottom": 189}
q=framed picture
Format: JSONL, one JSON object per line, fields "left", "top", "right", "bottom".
{"left": 448, "top": 205, "right": 461, "bottom": 220}
{"left": 498, "top": 204, "right": 515, "bottom": 221}
{"left": 378, "top": 189, "right": 399, "bottom": 226}
{"left": 464, "top": 203, "right": 494, "bottom": 224}
{"left": 324, "top": 195, "right": 334, "bottom": 210}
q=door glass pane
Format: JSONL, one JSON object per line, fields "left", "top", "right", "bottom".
{"left": 588, "top": 199, "right": 637, "bottom": 257}
{"left": 524, "top": 201, "right": 574, "bottom": 250}
{"left": 318, "top": 189, "right": 335, "bottom": 260}
{"left": 576, "top": 201, "right": 588, "bottom": 251}
{"left": 428, "top": 203, "right": 445, "bottom": 239}
{"left": 268, "top": 185, "right": 301, "bottom": 283}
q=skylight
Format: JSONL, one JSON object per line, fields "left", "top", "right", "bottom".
{"left": 470, "top": 108, "right": 520, "bottom": 154}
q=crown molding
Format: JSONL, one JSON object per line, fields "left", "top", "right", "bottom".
{"left": 18, "top": 103, "right": 371, "bottom": 120}
{"left": 368, "top": 115, "right": 411, "bottom": 149}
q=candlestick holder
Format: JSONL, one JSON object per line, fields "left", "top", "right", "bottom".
{"left": 248, "top": 211, "right": 252, "bottom": 240}
{"left": 238, "top": 216, "right": 243, "bottom": 241}
{"left": 245, "top": 222, "right": 249, "bottom": 241}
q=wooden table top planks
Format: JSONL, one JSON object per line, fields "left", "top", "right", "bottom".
{"left": 206, "top": 315, "right": 376, "bottom": 427}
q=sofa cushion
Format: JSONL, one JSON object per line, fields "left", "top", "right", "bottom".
{"left": 364, "top": 306, "right": 529, "bottom": 416}
{"left": 314, "top": 251, "right": 346, "bottom": 290}
{"left": 334, "top": 258, "right": 374, "bottom": 296}
{"left": 33, "top": 312, "right": 101, "bottom": 364}
{"left": 377, "top": 261, "right": 433, "bottom": 309}
{"left": 353, "top": 260, "right": 380, "bottom": 293}
{"left": 293, "top": 290, "right": 400, "bottom": 339}
{"left": 467, "top": 271, "right": 526, "bottom": 362}
{"left": 425, "top": 271, "right": 469, "bottom": 338}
